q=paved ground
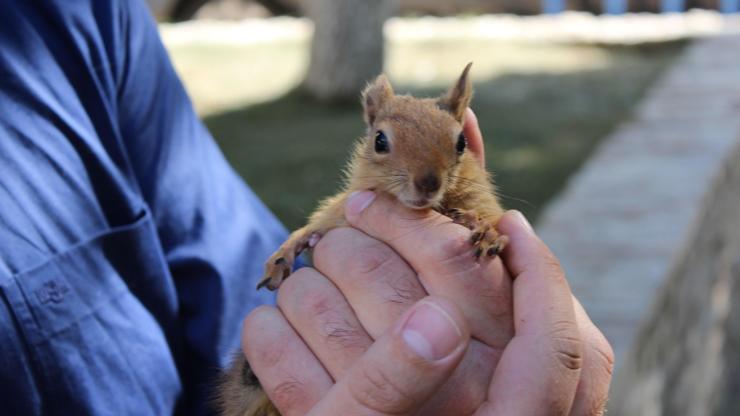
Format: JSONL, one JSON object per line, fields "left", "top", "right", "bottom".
{"left": 535, "top": 32, "right": 740, "bottom": 366}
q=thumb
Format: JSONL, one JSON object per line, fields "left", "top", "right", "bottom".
{"left": 463, "top": 107, "right": 485, "bottom": 168}
{"left": 308, "top": 296, "right": 470, "bottom": 415}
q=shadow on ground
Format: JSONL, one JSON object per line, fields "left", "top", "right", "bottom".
{"left": 204, "top": 41, "right": 686, "bottom": 230}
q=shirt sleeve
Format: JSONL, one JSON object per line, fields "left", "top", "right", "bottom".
{"left": 114, "top": 1, "right": 284, "bottom": 412}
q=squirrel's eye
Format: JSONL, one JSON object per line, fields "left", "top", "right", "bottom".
{"left": 456, "top": 133, "right": 467, "bottom": 155}
{"left": 375, "top": 131, "right": 390, "bottom": 153}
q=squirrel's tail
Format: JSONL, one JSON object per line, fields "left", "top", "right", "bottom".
{"left": 215, "top": 353, "right": 280, "bottom": 416}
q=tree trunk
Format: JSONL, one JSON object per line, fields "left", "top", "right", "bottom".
{"left": 303, "top": 0, "right": 397, "bottom": 103}
{"left": 253, "top": 0, "right": 301, "bottom": 16}
{"left": 170, "top": 0, "right": 211, "bottom": 21}
{"left": 160, "top": 0, "right": 299, "bottom": 21}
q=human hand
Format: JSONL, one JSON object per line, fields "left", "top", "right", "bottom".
{"left": 241, "top": 109, "right": 613, "bottom": 415}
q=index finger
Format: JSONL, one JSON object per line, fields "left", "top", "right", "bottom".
{"left": 480, "top": 211, "right": 582, "bottom": 415}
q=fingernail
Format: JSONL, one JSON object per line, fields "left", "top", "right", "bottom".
{"left": 511, "top": 210, "right": 534, "bottom": 234}
{"left": 402, "top": 301, "right": 462, "bottom": 361}
{"left": 346, "top": 191, "right": 376, "bottom": 216}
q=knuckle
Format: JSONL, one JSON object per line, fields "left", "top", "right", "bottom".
{"left": 591, "top": 337, "right": 615, "bottom": 377}
{"left": 302, "top": 285, "right": 339, "bottom": 318}
{"left": 278, "top": 269, "right": 371, "bottom": 352}
{"left": 348, "top": 363, "right": 415, "bottom": 415}
{"left": 278, "top": 269, "right": 340, "bottom": 321}
{"left": 318, "top": 231, "right": 425, "bottom": 306}
{"left": 323, "top": 317, "right": 369, "bottom": 351}
{"left": 385, "top": 273, "right": 425, "bottom": 306}
{"left": 583, "top": 321, "right": 615, "bottom": 377}
{"left": 548, "top": 322, "right": 584, "bottom": 372}
{"left": 313, "top": 228, "right": 407, "bottom": 285}
{"left": 351, "top": 242, "right": 397, "bottom": 277}
{"left": 268, "top": 377, "right": 307, "bottom": 412}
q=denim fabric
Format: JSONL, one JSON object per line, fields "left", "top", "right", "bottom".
{"left": 0, "top": 1, "right": 285, "bottom": 414}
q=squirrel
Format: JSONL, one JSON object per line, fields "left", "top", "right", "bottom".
{"left": 217, "top": 63, "right": 508, "bottom": 416}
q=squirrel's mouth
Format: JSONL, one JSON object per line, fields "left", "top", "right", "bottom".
{"left": 398, "top": 187, "right": 441, "bottom": 210}
{"left": 411, "top": 199, "right": 430, "bottom": 208}
{"left": 400, "top": 196, "right": 435, "bottom": 210}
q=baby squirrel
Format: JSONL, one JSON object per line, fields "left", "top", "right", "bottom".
{"left": 218, "top": 63, "right": 507, "bottom": 416}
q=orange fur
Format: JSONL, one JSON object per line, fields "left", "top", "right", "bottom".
{"left": 258, "top": 62, "right": 506, "bottom": 290}
{"left": 222, "top": 63, "right": 507, "bottom": 416}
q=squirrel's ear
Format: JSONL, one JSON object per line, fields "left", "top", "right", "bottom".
{"left": 438, "top": 62, "right": 473, "bottom": 123}
{"left": 362, "top": 74, "right": 394, "bottom": 125}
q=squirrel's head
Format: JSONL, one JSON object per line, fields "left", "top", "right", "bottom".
{"left": 356, "top": 62, "right": 474, "bottom": 209}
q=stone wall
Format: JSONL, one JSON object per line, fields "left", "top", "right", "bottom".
{"left": 535, "top": 33, "right": 740, "bottom": 368}
{"left": 610, "top": 140, "right": 740, "bottom": 415}
{"left": 530, "top": 32, "right": 740, "bottom": 414}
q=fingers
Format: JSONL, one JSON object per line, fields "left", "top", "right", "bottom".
{"left": 242, "top": 306, "right": 333, "bottom": 416}
{"left": 277, "top": 268, "right": 373, "bottom": 380}
{"left": 345, "top": 191, "right": 513, "bottom": 348}
{"left": 481, "top": 211, "right": 582, "bottom": 415}
{"left": 464, "top": 107, "right": 486, "bottom": 168}
{"left": 308, "top": 297, "right": 470, "bottom": 416}
{"left": 570, "top": 296, "right": 614, "bottom": 416}
{"left": 313, "top": 227, "right": 500, "bottom": 416}
{"left": 496, "top": 211, "right": 578, "bottom": 341}
{"left": 312, "top": 227, "right": 426, "bottom": 338}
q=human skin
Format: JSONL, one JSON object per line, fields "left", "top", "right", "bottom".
{"left": 241, "top": 109, "right": 614, "bottom": 415}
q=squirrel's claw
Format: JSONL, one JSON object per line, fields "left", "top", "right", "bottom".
{"left": 444, "top": 208, "right": 479, "bottom": 230}
{"left": 469, "top": 220, "right": 508, "bottom": 260}
{"left": 444, "top": 207, "right": 507, "bottom": 260}
{"left": 258, "top": 231, "right": 322, "bottom": 291}
{"left": 473, "top": 228, "right": 508, "bottom": 260}
{"left": 258, "top": 256, "right": 293, "bottom": 291}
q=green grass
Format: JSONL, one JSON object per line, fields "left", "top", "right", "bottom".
{"left": 200, "top": 41, "right": 686, "bottom": 230}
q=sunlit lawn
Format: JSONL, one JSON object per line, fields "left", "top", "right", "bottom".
{"left": 166, "top": 33, "right": 686, "bottom": 229}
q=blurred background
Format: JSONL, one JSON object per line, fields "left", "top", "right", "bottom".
{"left": 149, "top": 1, "right": 740, "bottom": 414}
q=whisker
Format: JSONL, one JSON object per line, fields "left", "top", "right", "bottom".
{"left": 353, "top": 174, "right": 407, "bottom": 180}
{"left": 493, "top": 191, "right": 535, "bottom": 208}
{"left": 448, "top": 175, "right": 534, "bottom": 208}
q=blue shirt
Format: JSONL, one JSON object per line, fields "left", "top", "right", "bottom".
{"left": 0, "top": 1, "right": 285, "bottom": 414}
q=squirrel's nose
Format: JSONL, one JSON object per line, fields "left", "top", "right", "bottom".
{"left": 414, "top": 173, "right": 441, "bottom": 195}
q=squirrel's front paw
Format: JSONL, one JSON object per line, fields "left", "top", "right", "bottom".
{"left": 258, "top": 251, "right": 295, "bottom": 291}
{"left": 444, "top": 209, "right": 508, "bottom": 258}
{"left": 470, "top": 222, "right": 509, "bottom": 259}
{"left": 257, "top": 231, "right": 322, "bottom": 291}
{"left": 444, "top": 208, "right": 479, "bottom": 230}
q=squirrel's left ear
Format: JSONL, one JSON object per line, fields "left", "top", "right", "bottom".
{"left": 362, "top": 75, "right": 394, "bottom": 125}
{"left": 438, "top": 62, "right": 473, "bottom": 123}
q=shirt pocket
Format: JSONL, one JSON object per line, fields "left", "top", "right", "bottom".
{"left": 0, "top": 209, "right": 181, "bottom": 415}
